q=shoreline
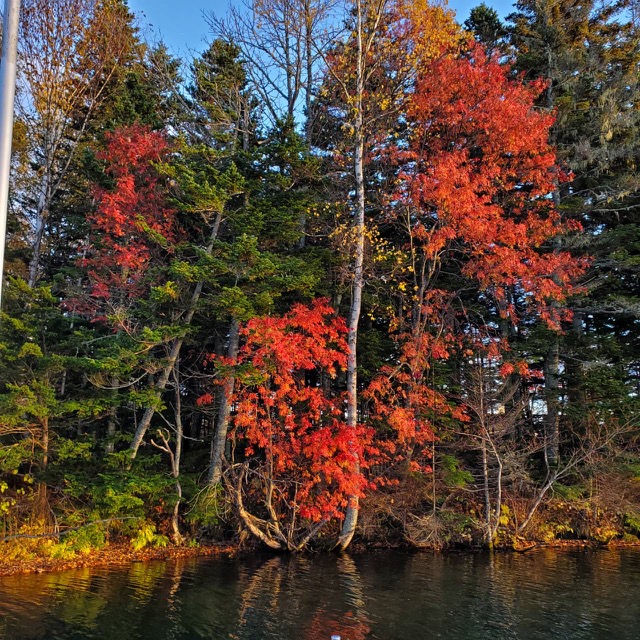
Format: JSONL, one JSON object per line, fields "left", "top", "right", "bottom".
{"left": 1, "top": 538, "right": 639, "bottom": 578}
{"left": 0, "top": 542, "right": 236, "bottom": 578}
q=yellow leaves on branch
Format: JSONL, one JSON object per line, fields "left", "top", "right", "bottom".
{"left": 394, "top": 0, "right": 459, "bottom": 69}
{"left": 330, "top": 217, "right": 403, "bottom": 266}
{"left": 326, "top": 0, "right": 460, "bottom": 123}
{"left": 19, "top": 0, "right": 137, "bottom": 126}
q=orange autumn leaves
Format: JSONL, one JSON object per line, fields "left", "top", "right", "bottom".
{"left": 203, "top": 299, "right": 375, "bottom": 523}
{"left": 398, "top": 43, "right": 584, "bottom": 327}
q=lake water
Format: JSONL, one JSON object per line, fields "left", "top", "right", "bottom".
{"left": 1, "top": 549, "right": 639, "bottom": 639}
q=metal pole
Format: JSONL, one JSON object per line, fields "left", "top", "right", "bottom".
{"left": 0, "top": 0, "right": 20, "bottom": 309}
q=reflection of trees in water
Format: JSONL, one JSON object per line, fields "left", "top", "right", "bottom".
{"left": 1, "top": 554, "right": 371, "bottom": 640}
{"left": 0, "top": 559, "right": 190, "bottom": 640}
{"left": 231, "top": 554, "right": 371, "bottom": 640}
{"left": 3, "top": 551, "right": 639, "bottom": 640}
{"left": 484, "top": 550, "right": 640, "bottom": 637}
{"left": 337, "top": 555, "right": 367, "bottom": 609}
{"left": 302, "top": 555, "right": 372, "bottom": 640}
{"left": 126, "top": 560, "right": 168, "bottom": 604}
{"left": 54, "top": 570, "right": 109, "bottom": 629}
{"left": 234, "top": 556, "right": 287, "bottom": 638}
{"left": 0, "top": 568, "right": 115, "bottom": 637}
{"left": 162, "top": 559, "right": 187, "bottom": 640}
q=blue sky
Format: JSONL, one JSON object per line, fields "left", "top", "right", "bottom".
{"left": 127, "top": 0, "right": 515, "bottom": 57}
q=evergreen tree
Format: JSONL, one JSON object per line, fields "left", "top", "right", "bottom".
{"left": 464, "top": 3, "right": 506, "bottom": 53}
{"left": 508, "top": 0, "right": 640, "bottom": 450}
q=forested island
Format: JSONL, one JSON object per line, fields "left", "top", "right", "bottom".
{"left": 0, "top": 0, "right": 639, "bottom": 572}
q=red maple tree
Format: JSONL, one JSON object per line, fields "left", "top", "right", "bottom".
{"left": 399, "top": 43, "right": 584, "bottom": 324}
{"left": 368, "top": 43, "right": 586, "bottom": 470}
{"left": 75, "top": 125, "right": 178, "bottom": 321}
{"left": 202, "top": 299, "right": 375, "bottom": 551}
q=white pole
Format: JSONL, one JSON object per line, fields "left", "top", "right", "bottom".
{"left": 0, "top": 0, "right": 20, "bottom": 309}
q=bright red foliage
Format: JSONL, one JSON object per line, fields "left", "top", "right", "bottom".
{"left": 204, "top": 299, "right": 374, "bottom": 528}
{"left": 78, "top": 126, "right": 177, "bottom": 317}
{"left": 365, "top": 292, "right": 467, "bottom": 474}
{"left": 367, "top": 44, "right": 587, "bottom": 460}
{"left": 396, "top": 43, "right": 585, "bottom": 327}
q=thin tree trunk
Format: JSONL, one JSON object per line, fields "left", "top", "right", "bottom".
{"left": 129, "top": 214, "right": 223, "bottom": 459}
{"left": 28, "top": 165, "right": 53, "bottom": 287}
{"left": 37, "top": 416, "right": 50, "bottom": 522}
{"left": 431, "top": 438, "right": 437, "bottom": 516}
{"left": 148, "top": 363, "right": 184, "bottom": 544}
{"left": 295, "top": 0, "right": 315, "bottom": 250}
{"left": 105, "top": 376, "right": 119, "bottom": 454}
{"left": 566, "top": 310, "right": 585, "bottom": 430}
{"left": 105, "top": 405, "right": 117, "bottom": 454}
{"left": 129, "top": 336, "right": 185, "bottom": 458}
{"left": 542, "top": 38, "right": 561, "bottom": 471}
{"left": 481, "top": 436, "right": 492, "bottom": 548}
{"left": 336, "top": 0, "right": 366, "bottom": 552}
{"left": 208, "top": 317, "right": 240, "bottom": 485}
{"left": 171, "top": 363, "right": 184, "bottom": 544}
{"left": 517, "top": 473, "right": 557, "bottom": 535}
{"left": 304, "top": 0, "right": 313, "bottom": 141}
{"left": 491, "top": 436, "right": 503, "bottom": 544}
{"left": 544, "top": 338, "right": 560, "bottom": 468}
{"left": 39, "top": 415, "right": 49, "bottom": 470}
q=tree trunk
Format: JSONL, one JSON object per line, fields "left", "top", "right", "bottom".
{"left": 129, "top": 336, "right": 185, "bottom": 458}
{"left": 566, "top": 310, "right": 585, "bottom": 432}
{"left": 336, "top": 0, "right": 366, "bottom": 552}
{"left": 295, "top": 0, "right": 315, "bottom": 250}
{"left": 208, "top": 317, "right": 240, "bottom": 485}
{"left": 105, "top": 404, "right": 117, "bottom": 454}
{"left": 38, "top": 415, "right": 48, "bottom": 471}
{"left": 37, "top": 416, "right": 50, "bottom": 523}
{"left": 171, "top": 364, "right": 184, "bottom": 544}
{"left": 28, "top": 163, "right": 53, "bottom": 287}
{"left": 481, "top": 436, "right": 492, "bottom": 549}
{"left": 543, "top": 337, "right": 560, "bottom": 468}
{"left": 128, "top": 215, "right": 222, "bottom": 459}
{"left": 105, "top": 376, "right": 119, "bottom": 454}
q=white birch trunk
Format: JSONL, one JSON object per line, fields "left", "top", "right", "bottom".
{"left": 336, "top": 0, "right": 366, "bottom": 552}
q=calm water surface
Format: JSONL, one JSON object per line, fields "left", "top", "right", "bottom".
{"left": 1, "top": 549, "right": 639, "bottom": 640}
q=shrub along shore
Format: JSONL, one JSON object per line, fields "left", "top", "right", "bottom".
{"left": 2, "top": 538, "right": 639, "bottom": 579}
{"left": 2, "top": 481, "right": 640, "bottom": 577}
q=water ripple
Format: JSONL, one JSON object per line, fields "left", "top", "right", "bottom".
{"left": 1, "top": 550, "right": 639, "bottom": 640}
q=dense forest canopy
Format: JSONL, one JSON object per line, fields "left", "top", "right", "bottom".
{"left": 0, "top": 0, "right": 638, "bottom": 556}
